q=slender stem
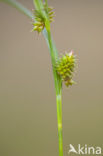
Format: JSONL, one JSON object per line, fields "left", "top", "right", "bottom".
{"left": 47, "top": 32, "right": 63, "bottom": 156}
{"left": 56, "top": 91, "right": 63, "bottom": 156}
{"left": 43, "top": 30, "right": 62, "bottom": 93}
{"left": 43, "top": 29, "right": 63, "bottom": 156}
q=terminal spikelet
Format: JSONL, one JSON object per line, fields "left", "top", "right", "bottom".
{"left": 56, "top": 51, "right": 76, "bottom": 87}
{"left": 32, "top": 3, "right": 55, "bottom": 33}
{"left": 44, "top": 4, "right": 55, "bottom": 23}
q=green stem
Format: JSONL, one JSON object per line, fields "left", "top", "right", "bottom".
{"left": 45, "top": 30, "right": 63, "bottom": 156}
{"left": 56, "top": 91, "right": 63, "bottom": 156}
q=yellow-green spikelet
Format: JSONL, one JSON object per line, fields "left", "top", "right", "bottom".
{"left": 56, "top": 51, "right": 76, "bottom": 87}
{"left": 32, "top": 3, "right": 54, "bottom": 33}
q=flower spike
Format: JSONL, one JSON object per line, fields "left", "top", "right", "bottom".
{"left": 32, "top": 3, "right": 55, "bottom": 33}
{"left": 56, "top": 51, "right": 76, "bottom": 87}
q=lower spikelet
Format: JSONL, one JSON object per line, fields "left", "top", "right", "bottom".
{"left": 56, "top": 51, "right": 76, "bottom": 87}
{"left": 32, "top": 3, "right": 54, "bottom": 33}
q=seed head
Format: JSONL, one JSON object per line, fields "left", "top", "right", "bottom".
{"left": 32, "top": 3, "right": 55, "bottom": 33}
{"left": 56, "top": 51, "right": 76, "bottom": 87}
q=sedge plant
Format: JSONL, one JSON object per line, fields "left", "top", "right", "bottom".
{"left": 0, "top": 0, "right": 77, "bottom": 156}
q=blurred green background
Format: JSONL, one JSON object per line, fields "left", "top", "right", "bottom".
{"left": 0, "top": 0, "right": 103, "bottom": 156}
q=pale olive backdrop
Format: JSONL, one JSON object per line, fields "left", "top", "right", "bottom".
{"left": 0, "top": 0, "right": 103, "bottom": 156}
